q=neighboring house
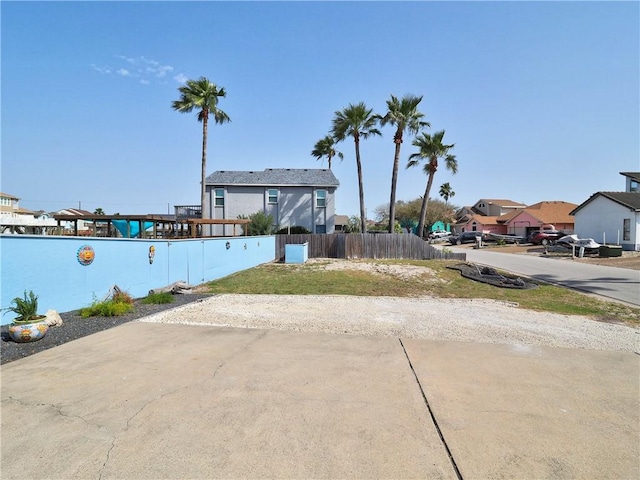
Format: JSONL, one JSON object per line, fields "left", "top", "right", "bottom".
{"left": 334, "top": 214, "right": 350, "bottom": 233}
{"left": 455, "top": 199, "right": 526, "bottom": 234}
{"left": 570, "top": 172, "right": 640, "bottom": 251}
{"left": 620, "top": 171, "right": 639, "bottom": 193}
{"left": 0, "top": 192, "right": 58, "bottom": 234}
{"left": 470, "top": 199, "right": 527, "bottom": 217}
{"left": 55, "top": 208, "right": 95, "bottom": 234}
{"left": 205, "top": 168, "right": 340, "bottom": 235}
{"left": 504, "top": 201, "right": 577, "bottom": 238}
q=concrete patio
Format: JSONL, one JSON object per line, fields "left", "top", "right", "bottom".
{"left": 1, "top": 322, "right": 638, "bottom": 479}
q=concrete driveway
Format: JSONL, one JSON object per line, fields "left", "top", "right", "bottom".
{"left": 455, "top": 247, "right": 640, "bottom": 306}
{"left": 2, "top": 321, "right": 638, "bottom": 479}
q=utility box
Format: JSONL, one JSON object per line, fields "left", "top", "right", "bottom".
{"left": 285, "top": 242, "right": 309, "bottom": 264}
{"left": 599, "top": 245, "right": 622, "bottom": 258}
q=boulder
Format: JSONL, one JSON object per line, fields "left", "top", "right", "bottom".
{"left": 45, "top": 309, "right": 63, "bottom": 327}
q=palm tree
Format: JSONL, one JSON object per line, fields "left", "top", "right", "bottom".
{"left": 332, "top": 102, "right": 381, "bottom": 233}
{"left": 172, "top": 77, "right": 230, "bottom": 217}
{"left": 311, "top": 135, "right": 343, "bottom": 170}
{"left": 407, "top": 130, "right": 458, "bottom": 238}
{"left": 380, "top": 94, "right": 429, "bottom": 232}
{"left": 93, "top": 208, "right": 105, "bottom": 215}
{"left": 439, "top": 182, "right": 455, "bottom": 207}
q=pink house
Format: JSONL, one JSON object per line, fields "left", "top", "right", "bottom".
{"left": 455, "top": 199, "right": 577, "bottom": 238}
{"left": 504, "top": 201, "right": 577, "bottom": 237}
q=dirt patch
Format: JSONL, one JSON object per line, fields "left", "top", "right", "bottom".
{"left": 271, "top": 258, "right": 439, "bottom": 280}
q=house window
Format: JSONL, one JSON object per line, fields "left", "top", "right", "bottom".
{"left": 623, "top": 219, "right": 630, "bottom": 241}
{"left": 214, "top": 189, "right": 225, "bottom": 207}
{"left": 631, "top": 181, "right": 639, "bottom": 193}
{"left": 268, "top": 189, "right": 278, "bottom": 204}
{"left": 316, "top": 190, "right": 326, "bottom": 208}
{"left": 471, "top": 222, "right": 477, "bottom": 232}
{"left": 315, "top": 225, "right": 326, "bottom": 234}
{"left": 0, "top": 197, "right": 11, "bottom": 206}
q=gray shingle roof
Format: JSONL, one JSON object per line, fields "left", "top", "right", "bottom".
{"left": 206, "top": 168, "right": 339, "bottom": 187}
{"left": 571, "top": 192, "right": 640, "bottom": 215}
{"left": 620, "top": 172, "right": 640, "bottom": 183}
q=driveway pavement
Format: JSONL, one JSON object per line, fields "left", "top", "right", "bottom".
{"left": 2, "top": 322, "right": 638, "bottom": 479}
{"left": 455, "top": 247, "right": 640, "bottom": 306}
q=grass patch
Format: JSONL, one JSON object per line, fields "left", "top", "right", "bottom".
{"left": 141, "top": 292, "right": 175, "bottom": 305}
{"left": 204, "top": 259, "right": 640, "bottom": 326}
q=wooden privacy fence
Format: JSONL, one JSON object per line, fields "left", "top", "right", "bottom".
{"left": 275, "top": 234, "right": 466, "bottom": 261}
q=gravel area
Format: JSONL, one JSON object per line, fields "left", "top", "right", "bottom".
{"left": 139, "top": 294, "right": 640, "bottom": 354}
{"left": 0, "top": 294, "right": 212, "bottom": 364}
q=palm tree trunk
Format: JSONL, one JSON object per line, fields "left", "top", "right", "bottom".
{"left": 328, "top": 153, "right": 333, "bottom": 170}
{"left": 388, "top": 129, "right": 402, "bottom": 232}
{"left": 417, "top": 170, "right": 435, "bottom": 238}
{"left": 201, "top": 113, "right": 208, "bottom": 219}
{"left": 354, "top": 136, "right": 367, "bottom": 233}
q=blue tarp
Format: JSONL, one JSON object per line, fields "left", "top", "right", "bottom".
{"left": 112, "top": 220, "right": 154, "bottom": 238}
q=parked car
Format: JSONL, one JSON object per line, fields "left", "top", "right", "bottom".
{"left": 529, "top": 230, "right": 565, "bottom": 245}
{"left": 449, "top": 231, "right": 483, "bottom": 245}
{"left": 428, "top": 230, "right": 451, "bottom": 240}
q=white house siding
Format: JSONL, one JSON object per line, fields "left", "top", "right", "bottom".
{"left": 573, "top": 196, "right": 639, "bottom": 251}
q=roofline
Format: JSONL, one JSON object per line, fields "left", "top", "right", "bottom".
{"left": 570, "top": 192, "right": 640, "bottom": 215}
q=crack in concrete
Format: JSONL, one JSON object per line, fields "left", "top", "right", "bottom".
{"left": 398, "top": 339, "right": 464, "bottom": 480}
{"left": 97, "top": 361, "right": 226, "bottom": 479}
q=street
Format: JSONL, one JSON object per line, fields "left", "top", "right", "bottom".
{"left": 451, "top": 246, "right": 640, "bottom": 306}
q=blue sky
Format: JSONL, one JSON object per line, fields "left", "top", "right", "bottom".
{"left": 2, "top": 1, "right": 638, "bottom": 218}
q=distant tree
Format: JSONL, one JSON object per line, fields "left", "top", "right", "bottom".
{"left": 332, "top": 102, "right": 381, "bottom": 233}
{"left": 311, "top": 135, "right": 343, "bottom": 170}
{"left": 172, "top": 77, "right": 230, "bottom": 217}
{"left": 380, "top": 94, "right": 429, "bottom": 233}
{"left": 343, "top": 216, "right": 362, "bottom": 233}
{"left": 238, "top": 211, "right": 274, "bottom": 236}
{"left": 439, "top": 182, "right": 455, "bottom": 207}
{"left": 380, "top": 198, "right": 457, "bottom": 234}
{"left": 407, "top": 130, "right": 458, "bottom": 238}
{"left": 93, "top": 208, "right": 105, "bottom": 215}
{"left": 373, "top": 203, "right": 390, "bottom": 224}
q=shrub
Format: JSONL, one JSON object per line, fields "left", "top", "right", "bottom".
{"left": 142, "top": 292, "right": 175, "bottom": 304}
{"left": 80, "top": 289, "right": 135, "bottom": 318}
{"left": 238, "top": 211, "right": 274, "bottom": 235}
{"left": 112, "top": 290, "right": 134, "bottom": 304}
{"left": 80, "top": 300, "right": 134, "bottom": 318}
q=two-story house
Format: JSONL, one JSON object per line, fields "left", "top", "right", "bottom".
{"left": 204, "top": 168, "right": 340, "bottom": 235}
{"left": 455, "top": 199, "right": 527, "bottom": 234}
{"left": 570, "top": 172, "right": 640, "bottom": 251}
{"left": 0, "top": 192, "right": 58, "bottom": 234}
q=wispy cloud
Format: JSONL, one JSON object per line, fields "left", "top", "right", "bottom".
{"left": 174, "top": 73, "right": 188, "bottom": 84}
{"left": 92, "top": 55, "right": 186, "bottom": 86}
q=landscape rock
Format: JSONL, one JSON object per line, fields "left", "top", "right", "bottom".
{"left": 45, "top": 310, "right": 63, "bottom": 327}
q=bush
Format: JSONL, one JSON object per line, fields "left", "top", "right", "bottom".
{"left": 238, "top": 211, "right": 274, "bottom": 235}
{"left": 141, "top": 292, "right": 175, "bottom": 304}
{"left": 275, "top": 226, "right": 311, "bottom": 234}
{"left": 80, "top": 300, "right": 134, "bottom": 318}
{"left": 112, "top": 290, "right": 134, "bottom": 304}
{"left": 80, "top": 289, "right": 135, "bottom": 318}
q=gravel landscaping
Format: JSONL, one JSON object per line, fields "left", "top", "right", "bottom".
{"left": 0, "top": 294, "right": 212, "bottom": 364}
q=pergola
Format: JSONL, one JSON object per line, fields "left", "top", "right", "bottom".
{"left": 53, "top": 214, "right": 249, "bottom": 239}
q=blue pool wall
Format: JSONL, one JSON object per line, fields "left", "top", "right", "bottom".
{"left": 0, "top": 235, "right": 276, "bottom": 325}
